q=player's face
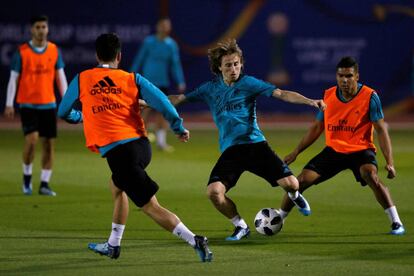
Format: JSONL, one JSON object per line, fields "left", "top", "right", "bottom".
{"left": 157, "top": 19, "right": 172, "bottom": 37}
{"left": 336, "top": 67, "right": 359, "bottom": 96}
{"left": 31, "top": 21, "right": 49, "bottom": 43}
{"left": 219, "top": 53, "right": 242, "bottom": 85}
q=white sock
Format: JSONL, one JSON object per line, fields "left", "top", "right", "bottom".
{"left": 23, "top": 163, "right": 33, "bottom": 175}
{"left": 385, "top": 206, "right": 402, "bottom": 225}
{"left": 108, "top": 223, "right": 125, "bottom": 246}
{"left": 41, "top": 169, "right": 52, "bottom": 183}
{"left": 230, "top": 215, "right": 248, "bottom": 229}
{"left": 172, "top": 222, "right": 196, "bottom": 247}
{"left": 156, "top": 129, "right": 167, "bottom": 147}
{"left": 288, "top": 191, "right": 299, "bottom": 200}
{"left": 279, "top": 209, "right": 289, "bottom": 220}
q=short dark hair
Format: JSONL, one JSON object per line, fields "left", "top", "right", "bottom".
{"left": 336, "top": 56, "right": 359, "bottom": 72}
{"left": 30, "top": 15, "right": 48, "bottom": 26}
{"left": 207, "top": 38, "right": 244, "bottom": 75}
{"left": 95, "top": 33, "right": 121, "bottom": 62}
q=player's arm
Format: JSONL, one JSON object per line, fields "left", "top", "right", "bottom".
{"left": 272, "top": 88, "right": 326, "bottom": 111}
{"left": 4, "top": 70, "right": 19, "bottom": 119}
{"left": 284, "top": 118, "right": 324, "bottom": 165}
{"left": 370, "top": 92, "right": 395, "bottom": 179}
{"left": 130, "top": 39, "right": 148, "bottom": 72}
{"left": 57, "top": 75, "right": 83, "bottom": 124}
{"left": 373, "top": 119, "right": 395, "bottom": 179}
{"left": 137, "top": 74, "right": 189, "bottom": 142}
{"left": 56, "top": 68, "right": 68, "bottom": 97}
{"left": 170, "top": 41, "right": 186, "bottom": 93}
{"left": 55, "top": 49, "right": 68, "bottom": 96}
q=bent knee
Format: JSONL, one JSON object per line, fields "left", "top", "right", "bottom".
{"left": 361, "top": 169, "right": 380, "bottom": 186}
{"left": 207, "top": 182, "right": 226, "bottom": 201}
{"left": 278, "top": 176, "right": 299, "bottom": 191}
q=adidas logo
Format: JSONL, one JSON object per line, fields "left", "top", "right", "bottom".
{"left": 90, "top": 76, "right": 122, "bottom": 95}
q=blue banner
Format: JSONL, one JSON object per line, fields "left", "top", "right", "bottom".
{"left": 1, "top": 0, "right": 413, "bottom": 113}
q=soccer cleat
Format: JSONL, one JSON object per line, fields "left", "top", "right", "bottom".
{"left": 389, "top": 222, "right": 405, "bottom": 235}
{"left": 22, "top": 183, "right": 32, "bottom": 195}
{"left": 88, "top": 242, "right": 121, "bottom": 259}
{"left": 292, "top": 194, "right": 311, "bottom": 216}
{"left": 194, "top": 235, "right": 213, "bottom": 262}
{"left": 39, "top": 186, "right": 57, "bottom": 196}
{"left": 225, "top": 226, "right": 250, "bottom": 241}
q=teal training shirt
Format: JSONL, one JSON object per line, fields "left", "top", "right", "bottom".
{"left": 185, "top": 75, "right": 275, "bottom": 152}
{"left": 130, "top": 35, "right": 185, "bottom": 88}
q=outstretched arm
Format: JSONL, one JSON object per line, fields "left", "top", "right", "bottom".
{"left": 137, "top": 75, "right": 188, "bottom": 141}
{"left": 284, "top": 119, "right": 324, "bottom": 164}
{"left": 272, "top": 88, "right": 326, "bottom": 111}
{"left": 373, "top": 119, "right": 396, "bottom": 179}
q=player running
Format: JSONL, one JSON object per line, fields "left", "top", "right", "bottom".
{"left": 58, "top": 33, "right": 212, "bottom": 261}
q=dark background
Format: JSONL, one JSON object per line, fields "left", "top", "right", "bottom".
{"left": 0, "top": 0, "right": 413, "bottom": 114}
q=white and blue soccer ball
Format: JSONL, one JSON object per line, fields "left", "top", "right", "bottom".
{"left": 254, "top": 208, "right": 283, "bottom": 236}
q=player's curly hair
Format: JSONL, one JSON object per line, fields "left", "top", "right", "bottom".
{"left": 208, "top": 38, "right": 244, "bottom": 75}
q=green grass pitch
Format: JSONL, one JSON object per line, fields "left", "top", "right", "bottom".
{"left": 0, "top": 128, "right": 413, "bottom": 275}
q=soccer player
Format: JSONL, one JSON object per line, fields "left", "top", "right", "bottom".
{"left": 4, "top": 15, "right": 68, "bottom": 196}
{"left": 169, "top": 39, "right": 326, "bottom": 241}
{"left": 58, "top": 33, "right": 212, "bottom": 261}
{"left": 278, "top": 56, "right": 405, "bottom": 235}
{"left": 130, "top": 17, "right": 186, "bottom": 152}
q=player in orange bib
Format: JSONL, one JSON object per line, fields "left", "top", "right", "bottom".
{"left": 278, "top": 57, "right": 405, "bottom": 235}
{"left": 4, "top": 15, "right": 68, "bottom": 196}
{"left": 58, "top": 33, "right": 212, "bottom": 262}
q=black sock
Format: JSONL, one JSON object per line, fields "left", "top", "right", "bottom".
{"left": 40, "top": 181, "right": 49, "bottom": 188}
{"left": 23, "top": 174, "right": 32, "bottom": 187}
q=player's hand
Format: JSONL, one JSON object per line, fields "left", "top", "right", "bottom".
{"left": 284, "top": 151, "right": 298, "bottom": 165}
{"left": 168, "top": 95, "right": 185, "bottom": 106}
{"left": 4, "top": 106, "right": 14, "bottom": 119}
{"left": 312, "top": 99, "right": 326, "bottom": 111}
{"left": 177, "top": 83, "right": 186, "bottom": 94}
{"left": 177, "top": 129, "right": 190, "bottom": 142}
{"left": 138, "top": 99, "right": 150, "bottom": 111}
{"left": 385, "top": 164, "right": 396, "bottom": 179}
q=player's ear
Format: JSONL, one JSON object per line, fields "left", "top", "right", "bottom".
{"left": 116, "top": 52, "right": 122, "bottom": 63}
{"left": 95, "top": 53, "right": 99, "bottom": 63}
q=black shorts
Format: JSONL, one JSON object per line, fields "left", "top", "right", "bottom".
{"left": 106, "top": 138, "right": 159, "bottom": 207}
{"left": 208, "top": 141, "right": 293, "bottom": 191}
{"left": 304, "top": 146, "right": 378, "bottom": 186}
{"left": 20, "top": 107, "right": 57, "bottom": 138}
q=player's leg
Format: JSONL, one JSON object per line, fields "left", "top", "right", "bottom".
{"left": 279, "top": 169, "right": 320, "bottom": 218}
{"left": 207, "top": 181, "right": 249, "bottom": 241}
{"left": 247, "top": 141, "right": 311, "bottom": 216}
{"left": 141, "top": 195, "right": 212, "bottom": 262}
{"left": 38, "top": 109, "right": 58, "bottom": 196}
{"left": 154, "top": 112, "right": 173, "bottom": 152}
{"left": 277, "top": 175, "right": 311, "bottom": 216}
{"left": 206, "top": 145, "right": 249, "bottom": 240}
{"left": 359, "top": 163, "right": 405, "bottom": 235}
{"left": 19, "top": 108, "right": 40, "bottom": 195}
{"left": 88, "top": 179, "right": 127, "bottom": 259}
{"left": 38, "top": 137, "right": 56, "bottom": 195}
{"left": 21, "top": 132, "right": 38, "bottom": 195}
